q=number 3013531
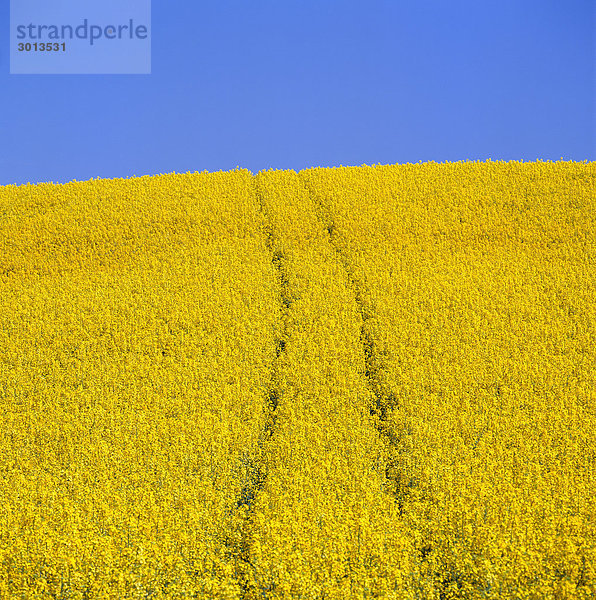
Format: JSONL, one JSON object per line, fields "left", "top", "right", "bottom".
{"left": 18, "top": 42, "right": 66, "bottom": 51}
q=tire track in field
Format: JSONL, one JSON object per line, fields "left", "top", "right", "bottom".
{"left": 301, "top": 175, "right": 454, "bottom": 594}
{"left": 300, "top": 176, "right": 410, "bottom": 516}
{"left": 300, "top": 175, "right": 483, "bottom": 600}
{"left": 226, "top": 178, "right": 292, "bottom": 600}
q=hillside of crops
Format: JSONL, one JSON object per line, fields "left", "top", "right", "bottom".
{"left": 0, "top": 160, "right": 594, "bottom": 599}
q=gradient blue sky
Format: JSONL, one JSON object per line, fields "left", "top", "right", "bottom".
{"left": 1, "top": 0, "right": 594, "bottom": 186}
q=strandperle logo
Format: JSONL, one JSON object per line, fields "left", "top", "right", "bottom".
{"left": 10, "top": 0, "right": 151, "bottom": 74}
{"left": 15, "top": 19, "right": 149, "bottom": 46}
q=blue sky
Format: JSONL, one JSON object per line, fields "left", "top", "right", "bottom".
{"left": 1, "top": 0, "right": 594, "bottom": 186}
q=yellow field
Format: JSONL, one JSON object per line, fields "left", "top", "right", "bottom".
{"left": 0, "top": 161, "right": 594, "bottom": 599}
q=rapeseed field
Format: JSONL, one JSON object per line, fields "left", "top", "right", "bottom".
{"left": 0, "top": 161, "right": 594, "bottom": 598}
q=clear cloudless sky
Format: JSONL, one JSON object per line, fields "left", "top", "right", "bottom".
{"left": 1, "top": 0, "right": 594, "bottom": 185}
